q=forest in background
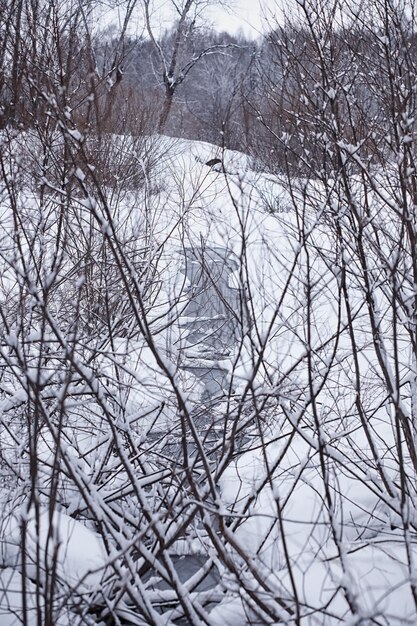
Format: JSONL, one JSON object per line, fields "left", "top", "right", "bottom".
{"left": 4, "top": 0, "right": 417, "bottom": 177}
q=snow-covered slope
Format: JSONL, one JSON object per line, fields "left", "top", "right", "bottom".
{"left": 0, "top": 133, "right": 415, "bottom": 624}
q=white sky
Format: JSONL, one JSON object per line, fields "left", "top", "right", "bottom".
{"left": 97, "top": 0, "right": 279, "bottom": 39}
{"left": 206, "top": 0, "right": 277, "bottom": 38}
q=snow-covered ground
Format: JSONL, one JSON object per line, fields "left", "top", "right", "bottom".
{"left": 0, "top": 132, "right": 415, "bottom": 624}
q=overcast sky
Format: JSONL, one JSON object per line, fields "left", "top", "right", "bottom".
{"left": 97, "top": 0, "right": 279, "bottom": 39}
{"left": 207, "top": 0, "right": 277, "bottom": 38}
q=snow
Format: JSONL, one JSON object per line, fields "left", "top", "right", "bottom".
{"left": 0, "top": 568, "right": 72, "bottom": 626}
{"left": 1, "top": 131, "right": 417, "bottom": 624}
{"left": 1, "top": 506, "right": 109, "bottom": 592}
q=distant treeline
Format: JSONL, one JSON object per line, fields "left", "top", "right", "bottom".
{"left": 2, "top": 5, "right": 417, "bottom": 178}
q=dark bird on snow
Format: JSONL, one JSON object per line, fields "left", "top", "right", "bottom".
{"left": 205, "top": 158, "right": 222, "bottom": 168}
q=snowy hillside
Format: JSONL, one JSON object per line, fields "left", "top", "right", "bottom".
{"left": 0, "top": 130, "right": 416, "bottom": 626}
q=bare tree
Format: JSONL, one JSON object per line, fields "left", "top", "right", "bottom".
{"left": 143, "top": 0, "right": 242, "bottom": 131}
